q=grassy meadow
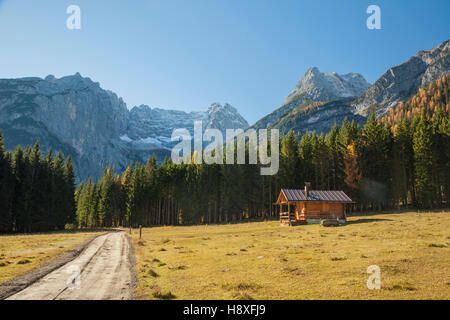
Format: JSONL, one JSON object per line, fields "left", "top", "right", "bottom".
{"left": 0, "top": 230, "right": 104, "bottom": 284}
{"left": 131, "top": 210, "right": 450, "bottom": 300}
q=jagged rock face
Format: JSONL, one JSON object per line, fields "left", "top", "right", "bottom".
{"left": 0, "top": 73, "right": 131, "bottom": 182}
{"left": 0, "top": 75, "right": 248, "bottom": 181}
{"left": 253, "top": 68, "right": 370, "bottom": 131}
{"left": 253, "top": 39, "right": 450, "bottom": 136}
{"left": 205, "top": 103, "right": 249, "bottom": 132}
{"left": 283, "top": 67, "right": 371, "bottom": 106}
{"left": 271, "top": 98, "right": 366, "bottom": 136}
{"left": 124, "top": 102, "right": 249, "bottom": 163}
{"left": 354, "top": 39, "right": 450, "bottom": 117}
{"left": 126, "top": 105, "right": 206, "bottom": 149}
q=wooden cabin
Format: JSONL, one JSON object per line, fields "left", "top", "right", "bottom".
{"left": 277, "top": 183, "right": 353, "bottom": 226}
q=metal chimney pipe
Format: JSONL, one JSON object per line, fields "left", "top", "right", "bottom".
{"left": 305, "top": 182, "right": 311, "bottom": 199}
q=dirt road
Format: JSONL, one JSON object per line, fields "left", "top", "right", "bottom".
{"left": 6, "top": 232, "right": 136, "bottom": 300}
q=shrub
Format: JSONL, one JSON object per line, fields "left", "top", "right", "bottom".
{"left": 152, "top": 288, "right": 176, "bottom": 300}
{"left": 148, "top": 269, "right": 159, "bottom": 277}
{"left": 428, "top": 243, "right": 446, "bottom": 248}
{"left": 330, "top": 257, "right": 347, "bottom": 261}
{"left": 17, "top": 258, "right": 32, "bottom": 264}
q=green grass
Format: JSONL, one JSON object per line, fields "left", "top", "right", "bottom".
{"left": 132, "top": 210, "right": 450, "bottom": 300}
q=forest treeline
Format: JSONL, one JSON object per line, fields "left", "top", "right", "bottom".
{"left": 73, "top": 74, "right": 449, "bottom": 227}
{"left": 0, "top": 75, "right": 448, "bottom": 232}
{"left": 0, "top": 137, "right": 75, "bottom": 233}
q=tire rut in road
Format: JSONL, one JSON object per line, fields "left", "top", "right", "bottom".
{"left": 6, "top": 232, "right": 137, "bottom": 300}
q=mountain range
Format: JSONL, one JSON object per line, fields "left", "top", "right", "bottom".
{"left": 252, "top": 39, "right": 449, "bottom": 135}
{"left": 0, "top": 39, "right": 448, "bottom": 181}
{"left": 0, "top": 74, "right": 248, "bottom": 181}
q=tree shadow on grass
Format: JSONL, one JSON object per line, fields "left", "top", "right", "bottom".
{"left": 0, "top": 228, "right": 116, "bottom": 237}
{"left": 346, "top": 218, "right": 393, "bottom": 225}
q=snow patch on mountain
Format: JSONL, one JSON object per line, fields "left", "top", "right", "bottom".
{"left": 0, "top": 74, "right": 249, "bottom": 181}
{"left": 125, "top": 102, "right": 249, "bottom": 152}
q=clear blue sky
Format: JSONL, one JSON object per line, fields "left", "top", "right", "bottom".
{"left": 0, "top": 0, "right": 448, "bottom": 124}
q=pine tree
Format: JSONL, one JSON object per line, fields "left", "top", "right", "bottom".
{"left": 43, "top": 148, "right": 55, "bottom": 230}
{"left": 75, "top": 181, "right": 85, "bottom": 211}
{"left": 433, "top": 104, "right": 450, "bottom": 205}
{"left": 13, "top": 145, "right": 32, "bottom": 232}
{"left": 279, "top": 131, "right": 301, "bottom": 189}
{"left": 76, "top": 177, "right": 97, "bottom": 227}
{"left": 312, "top": 133, "right": 330, "bottom": 190}
{"left": 0, "top": 131, "right": 14, "bottom": 233}
{"left": 357, "top": 113, "right": 393, "bottom": 209}
{"left": 339, "top": 118, "right": 352, "bottom": 147}
{"left": 121, "top": 162, "right": 134, "bottom": 227}
{"left": 52, "top": 151, "right": 66, "bottom": 229}
{"left": 326, "top": 123, "right": 345, "bottom": 190}
{"left": 97, "top": 166, "right": 115, "bottom": 227}
{"left": 63, "top": 156, "right": 76, "bottom": 225}
{"left": 344, "top": 142, "right": 361, "bottom": 205}
{"left": 413, "top": 109, "right": 437, "bottom": 208}
{"left": 299, "top": 132, "right": 314, "bottom": 184}
{"left": 391, "top": 117, "right": 414, "bottom": 208}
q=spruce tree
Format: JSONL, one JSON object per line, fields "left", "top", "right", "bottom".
{"left": 343, "top": 142, "right": 361, "bottom": 205}
{"left": 326, "top": 123, "right": 345, "bottom": 190}
{"left": 98, "top": 166, "right": 115, "bottom": 227}
{"left": 392, "top": 117, "right": 414, "bottom": 207}
{"left": 0, "top": 131, "right": 14, "bottom": 233}
{"left": 299, "top": 132, "right": 314, "bottom": 184}
{"left": 52, "top": 151, "right": 66, "bottom": 229}
{"left": 357, "top": 113, "right": 393, "bottom": 209}
{"left": 63, "top": 156, "right": 76, "bottom": 225}
{"left": 433, "top": 105, "right": 450, "bottom": 205}
{"left": 279, "top": 130, "right": 301, "bottom": 189}
{"left": 413, "top": 109, "right": 437, "bottom": 208}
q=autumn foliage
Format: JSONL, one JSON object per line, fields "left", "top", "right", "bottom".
{"left": 382, "top": 74, "right": 450, "bottom": 133}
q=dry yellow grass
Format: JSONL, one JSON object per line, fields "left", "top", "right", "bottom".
{"left": 0, "top": 230, "right": 104, "bottom": 283}
{"left": 132, "top": 210, "right": 450, "bottom": 300}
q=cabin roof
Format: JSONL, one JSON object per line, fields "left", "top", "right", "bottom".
{"left": 279, "top": 189, "right": 353, "bottom": 203}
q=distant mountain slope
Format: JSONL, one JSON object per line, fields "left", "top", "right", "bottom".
{"left": 0, "top": 74, "right": 248, "bottom": 181}
{"left": 124, "top": 102, "right": 248, "bottom": 165}
{"left": 270, "top": 98, "right": 366, "bottom": 136}
{"left": 353, "top": 39, "right": 450, "bottom": 117}
{"left": 0, "top": 74, "right": 131, "bottom": 182}
{"left": 252, "top": 68, "right": 370, "bottom": 130}
{"left": 381, "top": 73, "right": 450, "bottom": 131}
{"left": 252, "top": 39, "right": 450, "bottom": 136}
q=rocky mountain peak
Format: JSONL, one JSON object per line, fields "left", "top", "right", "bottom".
{"left": 205, "top": 103, "right": 249, "bottom": 131}
{"left": 0, "top": 74, "right": 249, "bottom": 181}
{"left": 283, "top": 67, "right": 371, "bottom": 106}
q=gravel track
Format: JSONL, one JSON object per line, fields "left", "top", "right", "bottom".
{"left": 5, "top": 232, "right": 137, "bottom": 300}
